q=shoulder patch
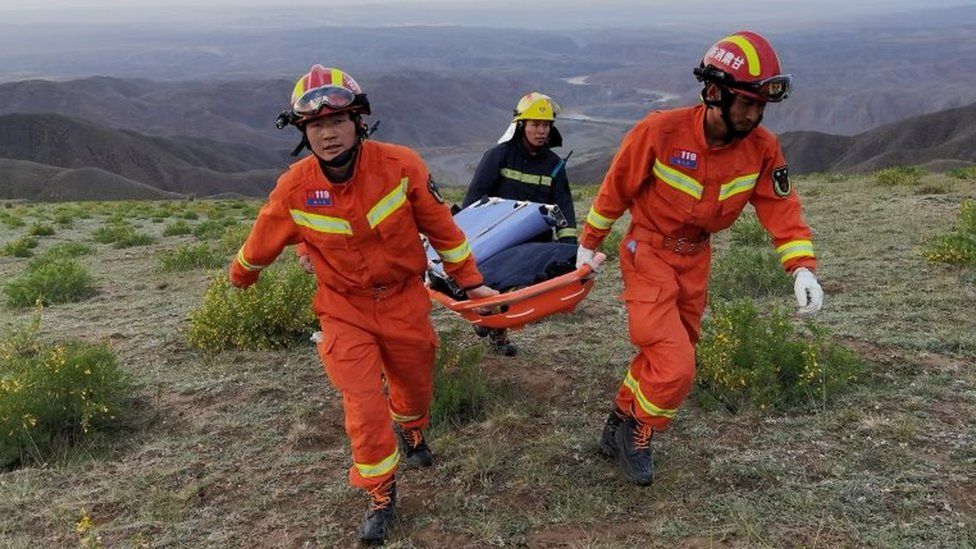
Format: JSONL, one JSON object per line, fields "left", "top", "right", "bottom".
{"left": 771, "top": 165, "right": 791, "bottom": 197}
{"left": 427, "top": 175, "right": 445, "bottom": 204}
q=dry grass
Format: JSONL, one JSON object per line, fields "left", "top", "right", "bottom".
{"left": 0, "top": 175, "right": 974, "bottom": 547}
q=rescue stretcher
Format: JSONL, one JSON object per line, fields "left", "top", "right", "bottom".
{"left": 425, "top": 197, "right": 607, "bottom": 330}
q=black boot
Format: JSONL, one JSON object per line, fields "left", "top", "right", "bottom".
{"left": 394, "top": 423, "right": 433, "bottom": 468}
{"left": 488, "top": 328, "right": 517, "bottom": 357}
{"left": 614, "top": 417, "right": 654, "bottom": 486}
{"left": 599, "top": 407, "right": 627, "bottom": 458}
{"left": 359, "top": 478, "right": 397, "bottom": 545}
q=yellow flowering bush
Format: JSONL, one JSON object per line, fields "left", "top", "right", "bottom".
{"left": 923, "top": 199, "right": 976, "bottom": 266}
{"left": 187, "top": 260, "right": 317, "bottom": 352}
{"left": 875, "top": 166, "right": 922, "bottom": 186}
{"left": 0, "top": 313, "right": 132, "bottom": 468}
{"left": 696, "top": 299, "right": 864, "bottom": 412}
{"left": 3, "top": 257, "right": 97, "bottom": 308}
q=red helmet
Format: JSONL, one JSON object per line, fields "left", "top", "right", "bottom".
{"left": 693, "top": 31, "right": 792, "bottom": 103}
{"left": 277, "top": 65, "right": 371, "bottom": 128}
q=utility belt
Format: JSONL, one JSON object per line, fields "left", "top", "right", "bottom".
{"left": 628, "top": 225, "right": 710, "bottom": 256}
{"left": 341, "top": 278, "right": 412, "bottom": 300}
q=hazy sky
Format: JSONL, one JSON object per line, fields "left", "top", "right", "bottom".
{"left": 2, "top": 0, "right": 973, "bottom": 29}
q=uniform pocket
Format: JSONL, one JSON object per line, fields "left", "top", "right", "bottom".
{"left": 621, "top": 285, "right": 662, "bottom": 303}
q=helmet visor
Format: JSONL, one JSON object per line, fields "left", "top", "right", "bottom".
{"left": 293, "top": 86, "right": 357, "bottom": 116}
{"left": 732, "top": 74, "right": 793, "bottom": 103}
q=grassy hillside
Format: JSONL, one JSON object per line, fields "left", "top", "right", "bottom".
{"left": 0, "top": 173, "right": 974, "bottom": 546}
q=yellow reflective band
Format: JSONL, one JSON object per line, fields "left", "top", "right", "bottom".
{"left": 236, "top": 248, "right": 266, "bottom": 271}
{"left": 586, "top": 207, "right": 616, "bottom": 230}
{"left": 436, "top": 240, "right": 472, "bottom": 264}
{"left": 367, "top": 178, "right": 409, "bottom": 229}
{"left": 290, "top": 209, "right": 353, "bottom": 235}
{"left": 354, "top": 448, "right": 400, "bottom": 478}
{"left": 719, "top": 173, "right": 759, "bottom": 201}
{"left": 725, "top": 34, "right": 762, "bottom": 77}
{"left": 653, "top": 159, "right": 703, "bottom": 200}
{"left": 390, "top": 410, "right": 423, "bottom": 423}
{"left": 556, "top": 227, "right": 578, "bottom": 239}
{"left": 624, "top": 371, "right": 678, "bottom": 419}
{"left": 500, "top": 168, "right": 552, "bottom": 186}
{"left": 776, "top": 240, "right": 815, "bottom": 264}
{"left": 330, "top": 68, "right": 343, "bottom": 87}
{"left": 292, "top": 79, "right": 305, "bottom": 102}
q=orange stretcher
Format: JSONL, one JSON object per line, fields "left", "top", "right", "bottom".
{"left": 427, "top": 253, "right": 606, "bottom": 330}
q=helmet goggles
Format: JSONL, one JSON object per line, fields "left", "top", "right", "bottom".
{"left": 695, "top": 65, "right": 793, "bottom": 103}
{"left": 292, "top": 85, "right": 358, "bottom": 117}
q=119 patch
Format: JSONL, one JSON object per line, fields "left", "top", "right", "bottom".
{"left": 669, "top": 148, "right": 699, "bottom": 170}
{"left": 771, "top": 165, "right": 791, "bottom": 197}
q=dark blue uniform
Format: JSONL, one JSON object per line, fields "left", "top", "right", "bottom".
{"left": 462, "top": 140, "right": 577, "bottom": 242}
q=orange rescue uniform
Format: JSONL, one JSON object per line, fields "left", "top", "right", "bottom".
{"left": 581, "top": 104, "right": 816, "bottom": 430}
{"left": 229, "top": 140, "right": 482, "bottom": 488}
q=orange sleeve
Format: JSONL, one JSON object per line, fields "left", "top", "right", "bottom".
{"left": 750, "top": 140, "right": 817, "bottom": 273}
{"left": 405, "top": 154, "right": 484, "bottom": 289}
{"left": 580, "top": 118, "right": 657, "bottom": 250}
{"left": 229, "top": 180, "right": 303, "bottom": 288}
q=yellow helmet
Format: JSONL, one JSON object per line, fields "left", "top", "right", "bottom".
{"left": 512, "top": 92, "right": 560, "bottom": 122}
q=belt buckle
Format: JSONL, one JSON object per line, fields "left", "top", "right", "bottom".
{"left": 372, "top": 285, "right": 388, "bottom": 298}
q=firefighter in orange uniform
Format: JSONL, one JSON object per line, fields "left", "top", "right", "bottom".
{"left": 229, "top": 65, "right": 497, "bottom": 544}
{"left": 577, "top": 32, "right": 824, "bottom": 485}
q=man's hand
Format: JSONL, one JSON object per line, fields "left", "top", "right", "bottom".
{"left": 298, "top": 254, "right": 314, "bottom": 274}
{"left": 576, "top": 246, "right": 599, "bottom": 271}
{"left": 466, "top": 285, "right": 499, "bottom": 300}
{"left": 793, "top": 267, "right": 824, "bottom": 316}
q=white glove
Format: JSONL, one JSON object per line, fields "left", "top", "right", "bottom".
{"left": 576, "top": 246, "right": 599, "bottom": 271}
{"left": 793, "top": 267, "right": 823, "bottom": 316}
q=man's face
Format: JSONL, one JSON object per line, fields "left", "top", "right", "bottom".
{"left": 725, "top": 92, "right": 766, "bottom": 135}
{"left": 523, "top": 119, "right": 551, "bottom": 148}
{"left": 304, "top": 112, "right": 357, "bottom": 161}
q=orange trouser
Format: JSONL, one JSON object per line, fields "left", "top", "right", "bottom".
{"left": 614, "top": 232, "right": 710, "bottom": 431}
{"left": 315, "top": 278, "right": 438, "bottom": 489}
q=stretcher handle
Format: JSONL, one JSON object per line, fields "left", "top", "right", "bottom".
{"left": 445, "top": 252, "right": 606, "bottom": 311}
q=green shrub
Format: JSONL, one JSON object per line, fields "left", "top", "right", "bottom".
{"left": 430, "top": 329, "right": 489, "bottom": 427}
{"left": 709, "top": 247, "right": 792, "bottom": 301}
{"left": 695, "top": 299, "right": 864, "bottom": 412}
{"left": 923, "top": 199, "right": 976, "bottom": 266}
{"left": 730, "top": 213, "right": 769, "bottom": 247}
{"left": 1, "top": 236, "right": 39, "bottom": 258}
{"left": 158, "top": 243, "right": 224, "bottom": 272}
{"left": 40, "top": 242, "right": 94, "bottom": 260}
{"left": 193, "top": 220, "right": 234, "bottom": 240}
{"left": 92, "top": 223, "right": 155, "bottom": 248}
{"left": 216, "top": 223, "right": 252, "bottom": 257}
{"left": 187, "top": 261, "right": 316, "bottom": 351}
{"left": 0, "top": 212, "right": 25, "bottom": 229}
{"left": 178, "top": 210, "right": 199, "bottom": 220}
{"left": 27, "top": 223, "right": 55, "bottom": 237}
{"left": 162, "top": 220, "right": 193, "bottom": 237}
{"left": 875, "top": 166, "right": 922, "bottom": 187}
{"left": 960, "top": 199, "right": 976, "bottom": 235}
{"left": 3, "top": 258, "right": 97, "bottom": 308}
{"left": 0, "top": 314, "right": 133, "bottom": 468}
{"left": 948, "top": 166, "right": 976, "bottom": 180}
{"left": 53, "top": 212, "right": 74, "bottom": 227}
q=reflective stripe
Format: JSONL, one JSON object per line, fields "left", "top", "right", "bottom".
{"left": 718, "top": 173, "right": 759, "bottom": 201}
{"left": 776, "top": 239, "right": 815, "bottom": 264}
{"left": 623, "top": 371, "right": 678, "bottom": 419}
{"left": 367, "top": 178, "right": 409, "bottom": 229}
{"left": 500, "top": 168, "right": 552, "bottom": 186}
{"left": 436, "top": 240, "right": 472, "bottom": 263}
{"left": 330, "top": 68, "right": 343, "bottom": 86}
{"left": 586, "top": 207, "right": 616, "bottom": 230}
{"left": 354, "top": 448, "right": 400, "bottom": 478}
{"left": 390, "top": 410, "right": 423, "bottom": 423}
{"left": 556, "top": 227, "right": 578, "bottom": 239}
{"left": 236, "top": 248, "right": 266, "bottom": 271}
{"left": 653, "top": 159, "right": 703, "bottom": 200}
{"left": 290, "top": 209, "right": 353, "bottom": 235}
{"left": 725, "top": 34, "right": 762, "bottom": 77}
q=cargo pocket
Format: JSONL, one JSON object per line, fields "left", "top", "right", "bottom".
{"left": 621, "top": 285, "right": 664, "bottom": 347}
